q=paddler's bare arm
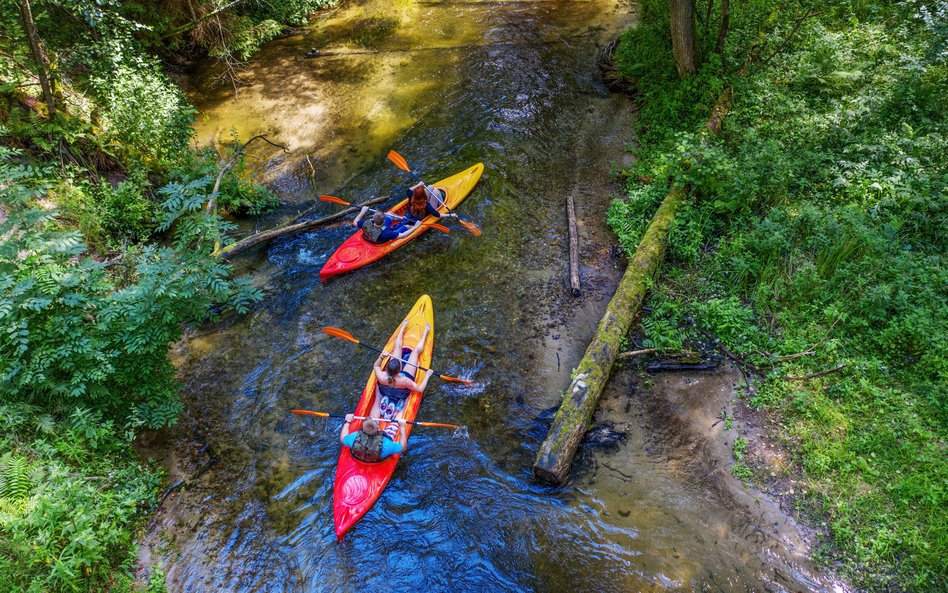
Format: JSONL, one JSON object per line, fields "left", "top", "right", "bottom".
{"left": 397, "top": 418, "right": 408, "bottom": 452}
{"left": 352, "top": 206, "right": 369, "bottom": 227}
{"left": 339, "top": 413, "right": 355, "bottom": 444}
{"left": 373, "top": 354, "right": 385, "bottom": 381}
{"left": 401, "top": 369, "right": 431, "bottom": 393}
{"left": 418, "top": 369, "right": 432, "bottom": 391}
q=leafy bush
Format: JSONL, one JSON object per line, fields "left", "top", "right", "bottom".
{"left": 0, "top": 146, "right": 261, "bottom": 429}
{"left": 0, "top": 404, "right": 162, "bottom": 593}
{"left": 610, "top": 1, "right": 947, "bottom": 589}
{"left": 88, "top": 40, "right": 196, "bottom": 165}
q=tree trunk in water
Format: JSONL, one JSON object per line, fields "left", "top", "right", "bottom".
{"left": 669, "top": 0, "right": 697, "bottom": 76}
{"left": 18, "top": 0, "right": 56, "bottom": 118}
{"left": 716, "top": 0, "right": 730, "bottom": 55}
{"left": 532, "top": 88, "right": 733, "bottom": 485}
{"left": 214, "top": 194, "right": 391, "bottom": 259}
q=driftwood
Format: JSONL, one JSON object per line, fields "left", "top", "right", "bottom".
{"left": 616, "top": 348, "right": 659, "bottom": 359}
{"left": 787, "top": 364, "right": 847, "bottom": 381}
{"left": 532, "top": 87, "right": 734, "bottom": 486}
{"left": 567, "top": 194, "right": 581, "bottom": 296}
{"left": 214, "top": 194, "right": 389, "bottom": 259}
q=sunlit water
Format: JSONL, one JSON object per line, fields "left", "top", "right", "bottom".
{"left": 142, "top": 1, "right": 849, "bottom": 591}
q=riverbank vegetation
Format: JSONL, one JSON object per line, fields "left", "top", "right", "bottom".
{"left": 609, "top": 1, "right": 945, "bottom": 590}
{"left": 0, "top": 1, "right": 337, "bottom": 590}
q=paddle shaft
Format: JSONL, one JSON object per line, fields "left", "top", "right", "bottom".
{"left": 409, "top": 172, "right": 462, "bottom": 218}
{"left": 387, "top": 151, "right": 475, "bottom": 227}
{"left": 359, "top": 340, "right": 438, "bottom": 377}
{"left": 322, "top": 326, "right": 474, "bottom": 385}
{"left": 291, "top": 409, "right": 460, "bottom": 429}
{"left": 321, "top": 195, "right": 450, "bottom": 233}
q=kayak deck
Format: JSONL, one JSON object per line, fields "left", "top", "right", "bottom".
{"left": 332, "top": 294, "right": 434, "bottom": 540}
{"left": 319, "top": 163, "right": 484, "bottom": 282}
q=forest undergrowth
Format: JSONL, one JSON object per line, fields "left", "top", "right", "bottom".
{"left": 0, "top": 1, "right": 339, "bottom": 591}
{"left": 609, "top": 1, "right": 945, "bottom": 590}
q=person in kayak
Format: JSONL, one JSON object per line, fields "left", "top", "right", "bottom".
{"left": 353, "top": 207, "right": 421, "bottom": 244}
{"left": 403, "top": 184, "right": 456, "bottom": 223}
{"left": 340, "top": 415, "right": 407, "bottom": 462}
{"left": 371, "top": 320, "right": 432, "bottom": 439}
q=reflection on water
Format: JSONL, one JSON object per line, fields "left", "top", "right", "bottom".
{"left": 144, "top": 1, "right": 848, "bottom": 592}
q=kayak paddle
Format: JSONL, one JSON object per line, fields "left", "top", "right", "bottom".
{"left": 319, "top": 195, "right": 451, "bottom": 234}
{"left": 386, "top": 150, "right": 482, "bottom": 237}
{"left": 322, "top": 326, "right": 474, "bottom": 385}
{"left": 291, "top": 409, "right": 462, "bottom": 429}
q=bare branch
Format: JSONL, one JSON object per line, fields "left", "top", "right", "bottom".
{"left": 786, "top": 364, "right": 847, "bottom": 381}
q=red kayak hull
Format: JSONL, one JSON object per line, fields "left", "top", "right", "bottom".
{"left": 319, "top": 163, "right": 484, "bottom": 282}
{"left": 332, "top": 295, "right": 434, "bottom": 540}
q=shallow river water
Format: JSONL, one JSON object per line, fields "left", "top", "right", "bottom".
{"left": 140, "top": 1, "right": 849, "bottom": 591}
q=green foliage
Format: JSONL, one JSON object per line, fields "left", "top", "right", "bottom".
{"left": 53, "top": 170, "right": 157, "bottom": 251}
{"left": 610, "top": 1, "right": 947, "bottom": 590}
{"left": 207, "top": 17, "right": 284, "bottom": 61}
{"left": 733, "top": 436, "right": 748, "bottom": 461}
{"left": 146, "top": 564, "right": 167, "bottom": 593}
{"left": 88, "top": 42, "right": 196, "bottom": 165}
{"left": 240, "top": 0, "right": 337, "bottom": 27}
{"left": 0, "top": 3, "right": 286, "bottom": 591}
{"left": 174, "top": 147, "right": 280, "bottom": 215}
{"left": 0, "top": 146, "right": 262, "bottom": 428}
{"left": 0, "top": 404, "right": 162, "bottom": 593}
{"left": 0, "top": 454, "right": 33, "bottom": 501}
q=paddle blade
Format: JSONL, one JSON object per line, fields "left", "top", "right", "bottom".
{"left": 439, "top": 374, "right": 474, "bottom": 385}
{"left": 319, "top": 195, "right": 350, "bottom": 206}
{"left": 322, "top": 326, "right": 359, "bottom": 344}
{"left": 429, "top": 223, "right": 451, "bottom": 234}
{"left": 291, "top": 410, "right": 330, "bottom": 418}
{"left": 459, "top": 219, "right": 482, "bottom": 236}
{"left": 387, "top": 150, "right": 411, "bottom": 173}
{"left": 415, "top": 421, "right": 462, "bottom": 429}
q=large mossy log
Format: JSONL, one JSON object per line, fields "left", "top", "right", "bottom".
{"left": 532, "top": 88, "right": 733, "bottom": 485}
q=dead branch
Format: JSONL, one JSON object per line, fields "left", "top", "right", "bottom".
{"left": 617, "top": 348, "right": 659, "bottom": 359}
{"left": 566, "top": 193, "right": 581, "bottom": 296}
{"left": 205, "top": 134, "right": 288, "bottom": 216}
{"left": 214, "top": 193, "right": 390, "bottom": 259}
{"left": 786, "top": 364, "right": 847, "bottom": 381}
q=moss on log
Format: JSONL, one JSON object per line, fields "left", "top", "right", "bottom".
{"left": 532, "top": 88, "right": 733, "bottom": 485}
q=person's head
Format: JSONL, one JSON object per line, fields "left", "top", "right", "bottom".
{"left": 372, "top": 211, "right": 385, "bottom": 226}
{"left": 361, "top": 416, "right": 380, "bottom": 436}
{"left": 385, "top": 357, "right": 402, "bottom": 383}
{"left": 409, "top": 185, "right": 428, "bottom": 218}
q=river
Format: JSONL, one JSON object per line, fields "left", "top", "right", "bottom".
{"left": 139, "top": 1, "right": 848, "bottom": 591}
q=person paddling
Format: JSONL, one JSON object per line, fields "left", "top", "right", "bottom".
{"left": 403, "top": 184, "right": 457, "bottom": 224}
{"left": 371, "top": 320, "right": 432, "bottom": 439}
{"left": 353, "top": 207, "right": 421, "bottom": 244}
{"left": 340, "top": 415, "right": 407, "bottom": 462}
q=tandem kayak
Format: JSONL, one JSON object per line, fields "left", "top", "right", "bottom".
{"left": 319, "top": 163, "right": 484, "bottom": 282}
{"left": 332, "top": 294, "right": 434, "bottom": 540}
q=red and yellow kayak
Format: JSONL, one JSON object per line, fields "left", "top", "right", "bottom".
{"left": 332, "top": 294, "right": 434, "bottom": 540}
{"left": 319, "top": 163, "right": 484, "bottom": 282}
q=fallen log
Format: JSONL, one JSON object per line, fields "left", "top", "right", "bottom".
{"left": 214, "top": 194, "right": 390, "bottom": 259}
{"left": 567, "top": 193, "right": 581, "bottom": 296}
{"left": 532, "top": 87, "right": 733, "bottom": 485}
